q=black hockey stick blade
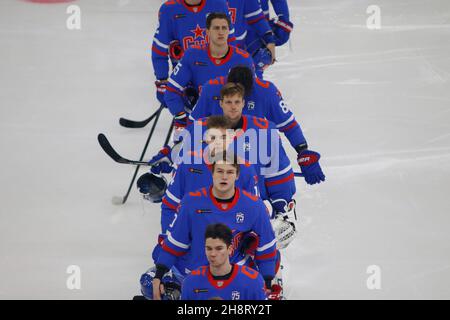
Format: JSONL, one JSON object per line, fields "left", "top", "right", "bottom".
{"left": 119, "top": 105, "right": 165, "bottom": 128}
{"left": 97, "top": 133, "right": 149, "bottom": 166}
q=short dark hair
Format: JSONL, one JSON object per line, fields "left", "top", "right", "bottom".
{"left": 220, "top": 82, "right": 245, "bottom": 99}
{"left": 227, "top": 65, "right": 254, "bottom": 96}
{"left": 207, "top": 115, "right": 232, "bottom": 130}
{"left": 205, "top": 223, "right": 233, "bottom": 247}
{"left": 206, "top": 12, "right": 231, "bottom": 29}
{"left": 210, "top": 151, "right": 240, "bottom": 176}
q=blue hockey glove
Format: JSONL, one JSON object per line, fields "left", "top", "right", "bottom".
{"left": 270, "top": 18, "right": 293, "bottom": 46}
{"left": 148, "top": 145, "right": 174, "bottom": 175}
{"left": 297, "top": 150, "right": 325, "bottom": 185}
{"left": 155, "top": 80, "right": 168, "bottom": 105}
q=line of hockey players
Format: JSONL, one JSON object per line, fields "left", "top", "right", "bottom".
{"left": 135, "top": 0, "right": 325, "bottom": 300}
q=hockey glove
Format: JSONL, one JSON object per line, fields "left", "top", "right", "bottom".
{"left": 148, "top": 145, "right": 174, "bottom": 175}
{"left": 297, "top": 150, "right": 325, "bottom": 185}
{"left": 238, "top": 231, "right": 259, "bottom": 256}
{"left": 271, "top": 200, "right": 297, "bottom": 250}
{"left": 267, "top": 284, "right": 283, "bottom": 300}
{"left": 174, "top": 111, "right": 189, "bottom": 129}
{"left": 270, "top": 18, "right": 293, "bottom": 46}
{"left": 155, "top": 79, "right": 168, "bottom": 105}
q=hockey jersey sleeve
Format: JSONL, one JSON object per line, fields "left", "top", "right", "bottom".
{"left": 164, "top": 49, "right": 194, "bottom": 116}
{"left": 260, "top": 121, "right": 296, "bottom": 213}
{"left": 245, "top": 0, "right": 276, "bottom": 44}
{"left": 157, "top": 199, "right": 192, "bottom": 270}
{"left": 250, "top": 272, "right": 268, "bottom": 300}
{"left": 265, "top": 82, "right": 307, "bottom": 149}
{"left": 160, "top": 167, "right": 185, "bottom": 233}
{"left": 270, "top": 0, "right": 290, "bottom": 20}
{"left": 252, "top": 199, "right": 277, "bottom": 279}
{"left": 151, "top": 3, "right": 173, "bottom": 80}
{"left": 190, "top": 81, "right": 215, "bottom": 120}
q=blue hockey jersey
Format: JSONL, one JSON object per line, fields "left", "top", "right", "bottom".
{"left": 161, "top": 158, "right": 260, "bottom": 233}
{"left": 179, "top": 115, "right": 296, "bottom": 212}
{"left": 157, "top": 187, "right": 277, "bottom": 278}
{"left": 190, "top": 76, "right": 307, "bottom": 150}
{"left": 152, "top": 0, "right": 234, "bottom": 80}
{"left": 164, "top": 44, "right": 254, "bottom": 115}
{"left": 181, "top": 264, "right": 266, "bottom": 300}
{"left": 226, "top": 0, "right": 275, "bottom": 48}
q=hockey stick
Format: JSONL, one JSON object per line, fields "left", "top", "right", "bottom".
{"left": 109, "top": 105, "right": 165, "bottom": 205}
{"left": 100, "top": 133, "right": 304, "bottom": 179}
{"left": 119, "top": 104, "right": 165, "bottom": 128}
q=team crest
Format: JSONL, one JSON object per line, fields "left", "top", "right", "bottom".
{"left": 236, "top": 212, "right": 245, "bottom": 223}
{"left": 231, "top": 291, "right": 241, "bottom": 300}
{"left": 247, "top": 101, "right": 255, "bottom": 110}
{"left": 217, "top": 281, "right": 224, "bottom": 287}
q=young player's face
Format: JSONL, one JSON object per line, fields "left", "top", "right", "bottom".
{"left": 207, "top": 18, "right": 230, "bottom": 47}
{"left": 205, "top": 237, "right": 232, "bottom": 268}
{"left": 212, "top": 163, "right": 238, "bottom": 194}
{"left": 220, "top": 94, "right": 245, "bottom": 123}
{"left": 205, "top": 127, "right": 235, "bottom": 156}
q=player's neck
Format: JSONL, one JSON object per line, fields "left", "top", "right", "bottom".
{"left": 212, "top": 186, "right": 236, "bottom": 200}
{"left": 209, "top": 44, "right": 229, "bottom": 59}
{"left": 210, "top": 261, "right": 233, "bottom": 277}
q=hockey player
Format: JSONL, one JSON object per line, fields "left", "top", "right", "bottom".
{"left": 151, "top": 154, "right": 277, "bottom": 300}
{"left": 164, "top": 12, "right": 254, "bottom": 127}
{"left": 151, "top": 0, "right": 234, "bottom": 105}
{"left": 245, "top": 0, "right": 293, "bottom": 78}
{"left": 190, "top": 65, "right": 324, "bottom": 187}
{"left": 181, "top": 223, "right": 266, "bottom": 300}
{"left": 226, "top": 0, "right": 277, "bottom": 75}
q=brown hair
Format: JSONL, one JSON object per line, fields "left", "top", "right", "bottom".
{"left": 206, "top": 12, "right": 231, "bottom": 29}
{"left": 210, "top": 151, "right": 240, "bottom": 176}
{"left": 220, "top": 82, "right": 245, "bottom": 100}
{"left": 207, "top": 115, "right": 232, "bottom": 129}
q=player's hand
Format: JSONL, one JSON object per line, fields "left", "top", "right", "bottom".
{"left": 155, "top": 80, "right": 168, "bottom": 104}
{"left": 148, "top": 145, "right": 173, "bottom": 174}
{"left": 297, "top": 150, "right": 325, "bottom": 185}
{"left": 174, "top": 111, "right": 189, "bottom": 129}
{"left": 152, "top": 278, "right": 165, "bottom": 300}
{"left": 266, "top": 43, "right": 276, "bottom": 64}
{"left": 266, "top": 284, "right": 283, "bottom": 300}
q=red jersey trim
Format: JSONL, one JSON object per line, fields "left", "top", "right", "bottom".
{"left": 209, "top": 187, "right": 240, "bottom": 211}
{"left": 162, "top": 242, "right": 186, "bottom": 257}
{"left": 207, "top": 264, "right": 239, "bottom": 289}
{"left": 152, "top": 45, "right": 168, "bottom": 57}
{"left": 247, "top": 15, "right": 265, "bottom": 25}
{"left": 207, "top": 45, "right": 233, "bottom": 66}
{"left": 265, "top": 172, "right": 295, "bottom": 187}
{"left": 181, "top": 0, "right": 206, "bottom": 13}
{"left": 162, "top": 197, "right": 177, "bottom": 210}
{"left": 255, "top": 249, "right": 277, "bottom": 260}
{"left": 279, "top": 120, "right": 298, "bottom": 132}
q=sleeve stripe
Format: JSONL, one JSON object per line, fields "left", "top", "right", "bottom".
{"left": 166, "top": 86, "right": 183, "bottom": 96}
{"left": 255, "top": 249, "right": 277, "bottom": 260}
{"left": 167, "top": 230, "right": 190, "bottom": 249}
{"left": 162, "top": 242, "right": 187, "bottom": 257}
{"left": 152, "top": 45, "right": 168, "bottom": 57}
{"left": 168, "top": 78, "right": 185, "bottom": 91}
{"left": 263, "top": 164, "right": 292, "bottom": 178}
{"left": 265, "top": 172, "right": 294, "bottom": 187}
{"left": 263, "top": 10, "right": 270, "bottom": 16}
{"left": 275, "top": 115, "right": 295, "bottom": 129}
{"left": 235, "top": 30, "right": 248, "bottom": 41}
{"left": 162, "top": 197, "right": 177, "bottom": 210}
{"left": 245, "top": 8, "right": 263, "bottom": 19}
{"left": 279, "top": 121, "right": 298, "bottom": 133}
{"left": 166, "top": 190, "right": 181, "bottom": 204}
{"left": 235, "top": 255, "right": 251, "bottom": 266}
{"left": 247, "top": 15, "right": 266, "bottom": 25}
{"left": 257, "top": 238, "right": 277, "bottom": 252}
{"left": 154, "top": 38, "right": 169, "bottom": 49}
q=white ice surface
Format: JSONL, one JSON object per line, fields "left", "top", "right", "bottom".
{"left": 0, "top": 0, "right": 449, "bottom": 299}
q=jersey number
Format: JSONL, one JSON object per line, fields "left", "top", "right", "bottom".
{"left": 279, "top": 100, "right": 290, "bottom": 114}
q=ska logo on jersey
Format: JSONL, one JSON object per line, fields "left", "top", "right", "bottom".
{"left": 183, "top": 24, "right": 208, "bottom": 48}
{"left": 247, "top": 101, "right": 255, "bottom": 110}
{"left": 236, "top": 212, "right": 245, "bottom": 224}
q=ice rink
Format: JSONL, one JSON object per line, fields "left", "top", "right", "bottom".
{"left": 1, "top": 0, "right": 449, "bottom": 299}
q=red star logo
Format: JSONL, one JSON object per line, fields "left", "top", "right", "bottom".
{"left": 191, "top": 24, "right": 205, "bottom": 39}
